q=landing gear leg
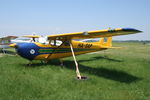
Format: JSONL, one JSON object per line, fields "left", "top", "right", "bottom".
{"left": 41, "top": 60, "right": 48, "bottom": 64}
{"left": 70, "top": 42, "right": 87, "bottom": 80}
{"left": 2, "top": 48, "right": 5, "bottom": 54}
{"left": 59, "top": 58, "right": 64, "bottom": 67}
{"left": 27, "top": 61, "right": 33, "bottom": 66}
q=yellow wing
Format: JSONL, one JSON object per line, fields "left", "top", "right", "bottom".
{"left": 23, "top": 35, "right": 40, "bottom": 38}
{"left": 48, "top": 28, "right": 142, "bottom": 40}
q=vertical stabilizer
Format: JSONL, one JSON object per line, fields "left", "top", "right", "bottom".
{"left": 99, "top": 37, "right": 112, "bottom": 47}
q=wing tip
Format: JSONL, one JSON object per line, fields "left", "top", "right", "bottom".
{"left": 122, "top": 28, "right": 142, "bottom": 33}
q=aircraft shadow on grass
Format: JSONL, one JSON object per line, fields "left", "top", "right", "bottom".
{"left": 23, "top": 56, "right": 141, "bottom": 84}
{"left": 78, "top": 56, "right": 123, "bottom": 63}
{"left": 66, "top": 62, "right": 141, "bottom": 83}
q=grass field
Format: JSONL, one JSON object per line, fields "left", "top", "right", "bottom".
{"left": 0, "top": 42, "right": 150, "bottom": 100}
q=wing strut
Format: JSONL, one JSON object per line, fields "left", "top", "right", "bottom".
{"left": 70, "top": 41, "right": 87, "bottom": 80}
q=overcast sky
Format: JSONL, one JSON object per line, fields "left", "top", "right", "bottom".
{"left": 0, "top": 0, "right": 149, "bottom": 40}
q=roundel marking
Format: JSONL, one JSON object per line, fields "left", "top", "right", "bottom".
{"left": 30, "top": 49, "right": 35, "bottom": 54}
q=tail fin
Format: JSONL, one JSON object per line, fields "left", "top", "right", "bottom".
{"left": 99, "top": 37, "right": 112, "bottom": 47}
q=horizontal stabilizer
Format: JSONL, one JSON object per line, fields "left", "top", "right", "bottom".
{"left": 101, "top": 46, "right": 123, "bottom": 49}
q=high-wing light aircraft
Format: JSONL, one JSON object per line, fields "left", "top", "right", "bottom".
{"left": 10, "top": 28, "right": 142, "bottom": 79}
{"left": 0, "top": 36, "right": 18, "bottom": 53}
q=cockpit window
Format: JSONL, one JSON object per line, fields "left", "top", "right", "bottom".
{"left": 50, "top": 40, "right": 63, "bottom": 46}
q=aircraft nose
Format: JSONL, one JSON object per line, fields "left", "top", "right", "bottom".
{"left": 15, "top": 43, "right": 40, "bottom": 60}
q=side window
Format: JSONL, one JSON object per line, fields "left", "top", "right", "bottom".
{"left": 50, "top": 40, "right": 62, "bottom": 46}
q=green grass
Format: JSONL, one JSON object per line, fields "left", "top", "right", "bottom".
{"left": 0, "top": 42, "right": 150, "bottom": 100}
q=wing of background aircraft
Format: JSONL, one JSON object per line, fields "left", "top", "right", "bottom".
{"left": 23, "top": 35, "right": 41, "bottom": 38}
{"left": 0, "top": 36, "right": 18, "bottom": 45}
{"left": 0, "top": 36, "right": 18, "bottom": 42}
{"left": 47, "top": 28, "right": 141, "bottom": 40}
{"left": 0, "top": 36, "right": 18, "bottom": 53}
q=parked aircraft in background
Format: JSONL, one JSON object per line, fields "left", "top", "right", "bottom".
{"left": 0, "top": 36, "right": 18, "bottom": 53}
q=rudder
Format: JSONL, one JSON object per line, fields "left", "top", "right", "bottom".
{"left": 99, "top": 37, "right": 112, "bottom": 47}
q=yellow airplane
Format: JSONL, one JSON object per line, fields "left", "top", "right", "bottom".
{"left": 10, "top": 28, "right": 142, "bottom": 79}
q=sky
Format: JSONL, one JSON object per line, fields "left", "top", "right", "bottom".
{"left": 0, "top": 0, "right": 149, "bottom": 40}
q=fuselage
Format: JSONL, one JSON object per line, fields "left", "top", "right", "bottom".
{"left": 14, "top": 40, "right": 106, "bottom": 61}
